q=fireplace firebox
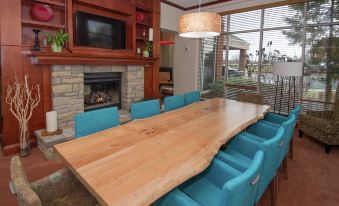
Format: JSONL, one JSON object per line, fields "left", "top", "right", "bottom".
{"left": 84, "top": 72, "right": 121, "bottom": 111}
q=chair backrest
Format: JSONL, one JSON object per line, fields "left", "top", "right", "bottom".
{"left": 221, "top": 151, "right": 264, "bottom": 206}
{"left": 130, "top": 99, "right": 161, "bottom": 120}
{"left": 74, "top": 107, "right": 120, "bottom": 138}
{"left": 236, "top": 92, "right": 264, "bottom": 105}
{"left": 271, "top": 114, "right": 296, "bottom": 172}
{"left": 10, "top": 156, "right": 43, "bottom": 206}
{"left": 289, "top": 104, "right": 301, "bottom": 118}
{"left": 164, "top": 95, "right": 186, "bottom": 112}
{"left": 255, "top": 127, "right": 285, "bottom": 203}
{"left": 184, "top": 91, "right": 201, "bottom": 105}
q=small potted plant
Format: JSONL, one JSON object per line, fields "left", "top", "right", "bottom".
{"left": 143, "top": 40, "right": 152, "bottom": 58}
{"left": 44, "top": 29, "right": 69, "bottom": 53}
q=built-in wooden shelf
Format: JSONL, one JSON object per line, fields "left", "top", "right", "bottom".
{"left": 136, "top": 37, "right": 148, "bottom": 41}
{"left": 23, "top": 0, "right": 65, "bottom": 7}
{"left": 26, "top": 51, "right": 158, "bottom": 65}
{"left": 136, "top": 5, "right": 152, "bottom": 13}
{"left": 136, "top": 22, "right": 152, "bottom": 27}
{"left": 22, "top": 19, "right": 65, "bottom": 30}
{"left": 35, "top": 0, "right": 65, "bottom": 7}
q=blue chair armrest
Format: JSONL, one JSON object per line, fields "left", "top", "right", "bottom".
{"left": 152, "top": 189, "right": 201, "bottom": 206}
{"left": 246, "top": 122, "right": 278, "bottom": 139}
{"left": 265, "top": 113, "right": 288, "bottom": 124}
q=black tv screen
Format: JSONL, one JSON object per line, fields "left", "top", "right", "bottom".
{"left": 76, "top": 11, "right": 126, "bottom": 49}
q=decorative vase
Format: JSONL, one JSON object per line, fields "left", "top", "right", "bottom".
{"left": 136, "top": 12, "right": 144, "bottom": 23}
{"left": 143, "top": 50, "right": 149, "bottom": 58}
{"left": 51, "top": 43, "right": 62, "bottom": 52}
{"left": 32, "top": 29, "right": 41, "bottom": 51}
{"left": 19, "top": 128, "right": 30, "bottom": 158}
{"left": 31, "top": 3, "right": 54, "bottom": 22}
{"left": 20, "top": 145, "right": 30, "bottom": 157}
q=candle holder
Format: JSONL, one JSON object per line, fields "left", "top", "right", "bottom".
{"left": 32, "top": 29, "right": 41, "bottom": 51}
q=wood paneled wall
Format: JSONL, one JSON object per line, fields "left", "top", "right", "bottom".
{"left": 0, "top": 0, "right": 160, "bottom": 156}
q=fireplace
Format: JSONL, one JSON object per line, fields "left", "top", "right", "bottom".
{"left": 84, "top": 72, "right": 121, "bottom": 111}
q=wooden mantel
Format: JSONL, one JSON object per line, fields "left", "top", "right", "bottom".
{"left": 27, "top": 52, "right": 158, "bottom": 65}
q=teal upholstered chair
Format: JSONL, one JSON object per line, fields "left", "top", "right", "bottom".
{"left": 184, "top": 91, "right": 201, "bottom": 105}
{"left": 152, "top": 189, "right": 200, "bottom": 206}
{"left": 257, "top": 115, "right": 297, "bottom": 168}
{"left": 217, "top": 126, "right": 285, "bottom": 205}
{"left": 261, "top": 105, "right": 300, "bottom": 159}
{"left": 164, "top": 95, "right": 185, "bottom": 112}
{"left": 74, "top": 107, "right": 120, "bottom": 138}
{"left": 153, "top": 151, "right": 264, "bottom": 206}
{"left": 262, "top": 104, "right": 301, "bottom": 125}
{"left": 130, "top": 99, "right": 161, "bottom": 120}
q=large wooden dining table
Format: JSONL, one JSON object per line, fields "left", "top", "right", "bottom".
{"left": 54, "top": 98, "right": 270, "bottom": 206}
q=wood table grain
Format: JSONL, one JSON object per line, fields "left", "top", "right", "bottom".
{"left": 54, "top": 98, "right": 270, "bottom": 206}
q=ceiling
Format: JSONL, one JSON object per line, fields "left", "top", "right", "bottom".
{"left": 165, "top": 0, "right": 217, "bottom": 8}
{"left": 162, "top": 0, "right": 232, "bottom": 10}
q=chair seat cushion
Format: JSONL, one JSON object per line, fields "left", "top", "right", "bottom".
{"left": 47, "top": 187, "right": 98, "bottom": 206}
{"left": 300, "top": 114, "right": 337, "bottom": 134}
{"left": 259, "top": 120, "right": 280, "bottom": 128}
{"left": 180, "top": 177, "right": 222, "bottom": 206}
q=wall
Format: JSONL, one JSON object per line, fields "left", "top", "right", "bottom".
{"left": 160, "top": 45, "right": 174, "bottom": 67}
{"left": 160, "top": 2, "right": 200, "bottom": 94}
{"left": 173, "top": 36, "right": 199, "bottom": 94}
{"left": 160, "top": 31, "right": 175, "bottom": 68}
{"left": 160, "top": 2, "right": 183, "bottom": 32}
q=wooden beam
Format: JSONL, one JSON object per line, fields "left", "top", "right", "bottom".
{"left": 27, "top": 52, "right": 158, "bottom": 65}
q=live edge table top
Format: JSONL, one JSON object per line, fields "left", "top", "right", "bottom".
{"left": 54, "top": 98, "right": 271, "bottom": 206}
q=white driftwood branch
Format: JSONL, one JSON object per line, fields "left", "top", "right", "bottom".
{"left": 6, "top": 75, "right": 40, "bottom": 149}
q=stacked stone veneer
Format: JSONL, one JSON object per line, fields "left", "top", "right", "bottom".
{"left": 52, "top": 65, "right": 144, "bottom": 133}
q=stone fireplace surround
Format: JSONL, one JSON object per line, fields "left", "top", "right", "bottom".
{"left": 51, "top": 65, "right": 144, "bottom": 135}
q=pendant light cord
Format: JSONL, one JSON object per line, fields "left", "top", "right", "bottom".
{"left": 199, "top": 0, "right": 201, "bottom": 12}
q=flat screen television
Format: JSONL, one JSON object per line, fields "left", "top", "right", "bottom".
{"left": 75, "top": 11, "right": 126, "bottom": 49}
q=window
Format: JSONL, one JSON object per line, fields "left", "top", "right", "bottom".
{"left": 199, "top": 37, "right": 217, "bottom": 91}
{"left": 199, "top": 0, "right": 339, "bottom": 112}
{"left": 303, "top": 25, "right": 339, "bottom": 110}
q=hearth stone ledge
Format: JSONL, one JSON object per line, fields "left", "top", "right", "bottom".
{"left": 51, "top": 64, "right": 144, "bottom": 135}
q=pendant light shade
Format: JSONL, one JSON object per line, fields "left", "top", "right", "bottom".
{"left": 179, "top": 12, "right": 221, "bottom": 38}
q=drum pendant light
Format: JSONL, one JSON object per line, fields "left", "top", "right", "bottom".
{"left": 179, "top": 0, "right": 221, "bottom": 38}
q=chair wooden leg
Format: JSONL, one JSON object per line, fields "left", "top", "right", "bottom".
{"left": 282, "top": 157, "right": 288, "bottom": 180}
{"left": 269, "top": 177, "right": 277, "bottom": 206}
{"left": 289, "top": 137, "right": 294, "bottom": 159}
{"left": 325, "top": 145, "right": 331, "bottom": 154}
{"left": 274, "top": 175, "right": 278, "bottom": 204}
{"left": 298, "top": 130, "right": 303, "bottom": 138}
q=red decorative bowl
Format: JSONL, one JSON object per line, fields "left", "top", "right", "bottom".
{"left": 136, "top": 12, "right": 144, "bottom": 23}
{"left": 31, "top": 3, "right": 54, "bottom": 22}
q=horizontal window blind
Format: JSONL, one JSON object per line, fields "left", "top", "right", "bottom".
{"left": 303, "top": 25, "right": 339, "bottom": 111}
{"left": 229, "top": 10, "right": 261, "bottom": 32}
{"left": 199, "top": 0, "right": 339, "bottom": 113}
{"left": 264, "top": 4, "right": 304, "bottom": 29}
{"left": 259, "top": 28, "right": 303, "bottom": 114}
{"left": 199, "top": 37, "right": 217, "bottom": 91}
{"left": 226, "top": 31, "right": 260, "bottom": 100}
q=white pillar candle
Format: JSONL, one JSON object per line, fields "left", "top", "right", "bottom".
{"left": 149, "top": 28, "right": 153, "bottom": 41}
{"left": 46, "top": 111, "right": 58, "bottom": 133}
